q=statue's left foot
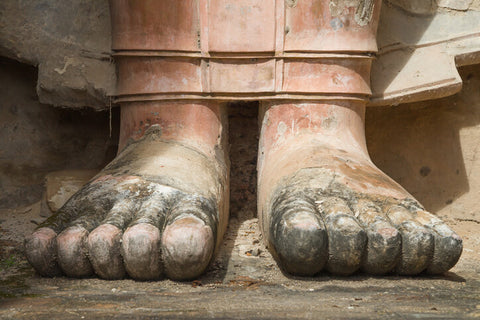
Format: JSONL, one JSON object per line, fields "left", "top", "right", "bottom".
{"left": 258, "top": 102, "right": 462, "bottom": 276}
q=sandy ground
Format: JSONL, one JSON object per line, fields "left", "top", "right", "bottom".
{"left": 1, "top": 105, "right": 480, "bottom": 319}
{"left": 0, "top": 200, "right": 479, "bottom": 319}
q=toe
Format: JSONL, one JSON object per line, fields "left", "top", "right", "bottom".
{"left": 33, "top": 179, "right": 116, "bottom": 278}
{"left": 162, "top": 215, "right": 214, "bottom": 280}
{"left": 415, "top": 210, "right": 463, "bottom": 274}
{"left": 24, "top": 181, "right": 110, "bottom": 277}
{"left": 24, "top": 227, "right": 62, "bottom": 277}
{"left": 57, "top": 226, "right": 94, "bottom": 277}
{"left": 55, "top": 195, "right": 112, "bottom": 278}
{"left": 162, "top": 196, "right": 217, "bottom": 280}
{"left": 87, "top": 199, "right": 137, "bottom": 279}
{"left": 87, "top": 224, "right": 125, "bottom": 279}
{"left": 122, "top": 223, "right": 162, "bottom": 280}
{"left": 354, "top": 200, "right": 401, "bottom": 274}
{"left": 387, "top": 206, "right": 434, "bottom": 275}
{"left": 120, "top": 193, "right": 171, "bottom": 280}
{"left": 270, "top": 193, "right": 327, "bottom": 276}
{"left": 318, "top": 197, "right": 367, "bottom": 275}
{"left": 121, "top": 187, "right": 178, "bottom": 280}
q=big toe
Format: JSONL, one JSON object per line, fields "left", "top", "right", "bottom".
{"left": 272, "top": 210, "right": 327, "bottom": 276}
{"left": 162, "top": 215, "right": 214, "bottom": 281}
{"left": 269, "top": 191, "right": 327, "bottom": 275}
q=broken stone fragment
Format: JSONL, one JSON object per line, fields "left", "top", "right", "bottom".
{"left": 45, "top": 170, "right": 98, "bottom": 213}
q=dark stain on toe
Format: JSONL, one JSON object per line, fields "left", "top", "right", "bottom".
{"left": 269, "top": 191, "right": 328, "bottom": 276}
{"left": 323, "top": 213, "right": 367, "bottom": 275}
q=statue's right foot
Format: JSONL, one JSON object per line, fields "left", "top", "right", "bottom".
{"left": 24, "top": 102, "right": 229, "bottom": 281}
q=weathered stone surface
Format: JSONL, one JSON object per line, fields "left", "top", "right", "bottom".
{"left": 0, "top": 58, "right": 118, "bottom": 209}
{"left": 0, "top": 0, "right": 114, "bottom": 110}
{"left": 471, "top": 0, "right": 480, "bottom": 10}
{"left": 437, "top": 0, "right": 473, "bottom": 11}
{"left": 370, "top": 3, "right": 480, "bottom": 106}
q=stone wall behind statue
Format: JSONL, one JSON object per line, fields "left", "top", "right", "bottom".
{"left": 0, "top": 1, "right": 479, "bottom": 230}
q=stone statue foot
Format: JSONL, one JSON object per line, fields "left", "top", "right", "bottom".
{"left": 258, "top": 102, "right": 462, "bottom": 276}
{"left": 25, "top": 102, "right": 229, "bottom": 280}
